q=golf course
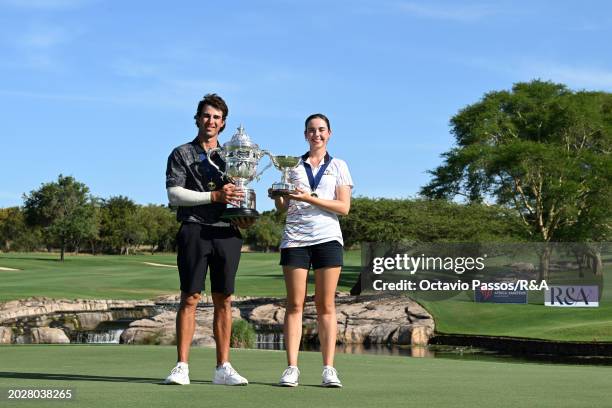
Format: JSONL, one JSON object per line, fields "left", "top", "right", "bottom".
{"left": 1, "top": 252, "right": 611, "bottom": 407}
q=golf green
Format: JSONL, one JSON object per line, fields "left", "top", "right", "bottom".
{"left": 0, "top": 345, "right": 609, "bottom": 408}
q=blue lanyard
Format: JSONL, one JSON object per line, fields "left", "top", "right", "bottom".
{"left": 302, "top": 152, "right": 333, "bottom": 194}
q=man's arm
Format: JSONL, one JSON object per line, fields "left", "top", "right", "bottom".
{"left": 167, "top": 186, "right": 212, "bottom": 206}
{"left": 167, "top": 185, "right": 244, "bottom": 207}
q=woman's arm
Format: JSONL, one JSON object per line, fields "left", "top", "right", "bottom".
{"left": 286, "top": 185, "right": 351, "bottom": 216}
{"left": 268, "top": 189, "right": 290, "bottom": 212}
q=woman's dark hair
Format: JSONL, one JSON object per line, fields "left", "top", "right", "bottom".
{"left": 194, "top": 93, "right": 229, "bottom": 132}
{"left": 304, "top": 113, "right": 331, "bottom": 132}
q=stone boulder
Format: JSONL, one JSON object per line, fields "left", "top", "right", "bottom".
{"left": 29, "top": 327, "right": 70, "bottom": 344}
{"left": 0, "top": 297, "right": 155, "bottom": 325}
{"left": 121, "top": 307, "right": 241, "bottom": 346}
{"left": 0, "top": 326, "right": 12, "bottom": 344}
{"left": 248, "top": 295, "right": 435, "bottom": 346}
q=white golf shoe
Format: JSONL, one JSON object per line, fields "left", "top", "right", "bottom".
{"left": 321, "top": 366, "right": 342, "bottom": 388}
{"left": 212, "top": 362, "right": 248, "bottom": 386}
{"left": 279, "top": 366, "right": 300, "bottom": 387}
{"left": 163, "top": 363, "right": 190, "bottom": 385}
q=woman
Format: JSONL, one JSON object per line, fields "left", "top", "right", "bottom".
{"left": 270, "top": 113, "right": 353, "bottom": 388}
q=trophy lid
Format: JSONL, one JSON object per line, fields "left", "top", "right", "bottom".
{"left": 224, "top": 124, "right": 259, "bottom": 150}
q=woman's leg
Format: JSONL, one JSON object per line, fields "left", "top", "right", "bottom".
{"left": 283, "top": 266, "right": 309, "bottom": 366}
{"left": 314, "top": 266, "right": 341, "bottom": 366}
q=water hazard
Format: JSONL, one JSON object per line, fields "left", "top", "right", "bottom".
{"left": 6, "top": 306, "right": 611, "bottom": 366}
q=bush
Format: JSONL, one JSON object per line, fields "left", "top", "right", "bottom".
{"left": 230, "top": 319, "right": 256, "bottom": 348}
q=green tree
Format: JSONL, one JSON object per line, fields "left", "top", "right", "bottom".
{"left": 244, "top": 210, "right": 284, "bottom": 251}
{"left": 0, "top": 207, "right": 25, "bottom": 251}
{"left": 100, "top": 196, "right": 145, "bottom": 255}
{"left": 23, "top": 175, "right": 97, "bottom": 261}
{"left": 421, "top": 80, "right": 612, "bottom": 279}
{"left": 138, "top": 204, "right": 179, "bottom": 254}
{"left": 340, "top": 197, "right": 525, "bottom": 248}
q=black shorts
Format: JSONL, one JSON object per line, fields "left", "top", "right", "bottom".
{"left": 280, "top": 240, "right": 344, "bottom": 270}
{"left": 176, "top": 222, "right": 242, "bottom": 295}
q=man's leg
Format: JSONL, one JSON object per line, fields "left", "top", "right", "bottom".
{"left": 208, "top": 230, "right": 247, "bottom": 385}
{"left": 176, "top": 291, "right": 202, "bottom": 363}
{"left": 211, "top": 292, "right": 232, "bottom": 366}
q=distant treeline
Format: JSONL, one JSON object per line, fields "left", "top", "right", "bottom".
{"left": 0, "top": 175, "right": 528, "bottom": 259}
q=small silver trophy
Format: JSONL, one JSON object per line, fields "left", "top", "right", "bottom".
{"left": 207, "top": 125, "right": 271, "bottom": 220}
{"left": 269, "top": 155, "right": 301, "bottom": 197}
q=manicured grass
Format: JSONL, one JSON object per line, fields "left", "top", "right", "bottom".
{"left": 0, "top": 345, "right": 609, "bottom": 408}
{"left": 0, "top": 251, "right": 361, "bottom": 300}
{"left": 418, "top": 265, "right": 612, "bottom": 342}
{"left": 1, "top": 252, "right": 610, "bottom": 342}
{"left": 420, "top": 298, "right": 612, "bottom": 342}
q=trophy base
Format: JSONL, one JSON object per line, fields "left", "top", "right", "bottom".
{"left": 220, "top": 207, "right": 260, "bottom": 221}
{"left": 269, "top": 189, "right": 297, "bottom": 197}
{"left": 270, "top": 182, "right": 297, "bottom": 197}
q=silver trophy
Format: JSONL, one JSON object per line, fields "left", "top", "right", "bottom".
{"left": 207, "top": 125, "right": 271, "bottom": 220}
{"left": 269, "top": 155, "right": 301, "bottom": 197}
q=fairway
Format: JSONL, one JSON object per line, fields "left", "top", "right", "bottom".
{"left": 0, "top": 345, "right": 609, "bottom": 408}
{"left": 1, "top": 252, "right": 612, "bottom": 342}
{"left": 0, "top": 252, "right": 361, "bottom": 300}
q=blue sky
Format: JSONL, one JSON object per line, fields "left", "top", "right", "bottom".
{"left": 1, "top": 0, "right": 611, "bottom": 211}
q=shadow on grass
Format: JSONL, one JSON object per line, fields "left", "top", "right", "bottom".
{"left": 0, "top": 371, "right": 172, "bottom": 384}
{"left": 0, "top": 372, "right": 283, "bottom": 387}
{"left": 0, "top": 256, "right": 63, "bottom": 262}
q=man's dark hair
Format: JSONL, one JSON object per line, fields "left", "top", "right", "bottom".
{"left": 194, "top": 93, "right": 229, "bottom": 132}
{"left": 304, "top": 113, "right": 331, "bottom": 132}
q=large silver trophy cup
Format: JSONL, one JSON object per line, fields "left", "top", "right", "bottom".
{"left": 207, "top": 125, "right": 271, "bottom": 220}
{"left": 269, "top": 155, "right": 301, "bottom": 197}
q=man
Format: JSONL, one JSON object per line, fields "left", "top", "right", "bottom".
{"left": 163, "top": 93, "right": 253, "bottom": 386}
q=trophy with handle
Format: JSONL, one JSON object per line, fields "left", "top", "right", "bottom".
{"left": 207, "top": 125, "right": 271, "bottom": 220}
{"left": 268, "top": 155, "right": 301, "bottom": 197}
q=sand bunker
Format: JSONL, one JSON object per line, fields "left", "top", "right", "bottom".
{"left": 0, "top": 266, "right": 20, "bottom": 271}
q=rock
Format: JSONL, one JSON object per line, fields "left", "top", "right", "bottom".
{"left": 248, "top": 303, "right": 285, "bottom": 326}
{"left": 248, "top": 295, "right": 435, "bottom": 346}
{"left": 0, "top": 298, "right": 155, "bottom": 325}
{"left": 410, "top": 325, "right": 432, "bottom": 346}
{"left": 77, "top": 312, "right": 114, "bottom": 330}
{"left": 121, "top": 307, "right": 241, "bottom": 346}
{"left": 29, "top": 328, "right": 70, "bottom": 344}
{"left": 0, "top": 326, "right": 12, "bottom": 343}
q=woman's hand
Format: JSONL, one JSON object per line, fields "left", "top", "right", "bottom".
{"left": 268, "top": 188, "right": 290, "bottom": 211}
{"left": 286, "top": 187, "right": 313, "bottom": 203}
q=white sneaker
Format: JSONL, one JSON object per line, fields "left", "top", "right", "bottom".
{"left": 163, "top": 363, "right": 190, "bottom": 385}
{"left": 279, "top": 366, "right": 300, "bottom": 387}
{"left": 321, "top": 366, "right": 342, "bottom": 388}
{"left": 213, "top": 362, "right": 248, "bottom": 386}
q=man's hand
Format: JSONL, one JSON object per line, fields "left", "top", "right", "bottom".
{"left": 211, "top": 184, "right": 244, "bottom": 207}
{"left": 231, "top": 217, "right": 256, "bottom": 229}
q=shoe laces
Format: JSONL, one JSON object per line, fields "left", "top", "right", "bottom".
{"left": 170, "top": 366, "right": 186, "bottom": 375}
{"left": 323, "top": 367, "right": 337, "bottom": 378}
{"left": 221, "top": 364, "right": 237, "bottom": 376}
{"left": 282, "top": 366, "right": 300, "bottom": 377}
